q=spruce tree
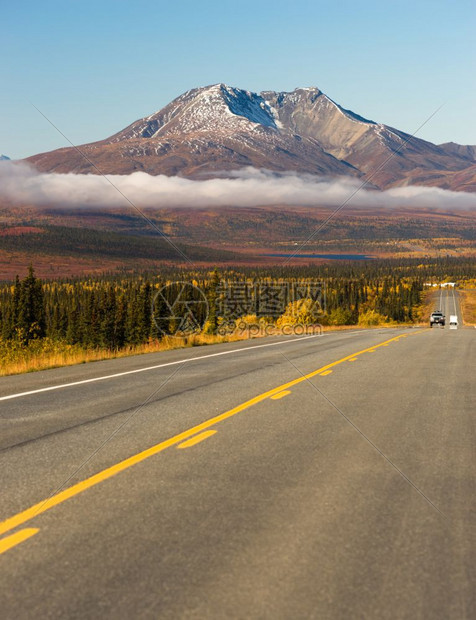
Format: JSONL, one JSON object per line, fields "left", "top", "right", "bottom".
{"left": 18, "top": 266, "right": 46, "bottom": 342}
{"left": 204, "top": 269, "right": 220, "bottom": 334}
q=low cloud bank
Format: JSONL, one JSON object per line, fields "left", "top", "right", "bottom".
{"left": 1, "top": 161, "right": 475, "bottom": 210}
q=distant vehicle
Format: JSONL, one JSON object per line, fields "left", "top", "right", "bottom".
{"left": 430, "top": 311, "right": 445, "bottom": 327}
{"left": 449, "top": 315, "right": 458, "bottom": 329}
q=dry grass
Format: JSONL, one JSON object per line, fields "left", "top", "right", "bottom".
{"left": 459, "top": 290, "right": 476, "bottom": 326}
{"left": 0, "top": 332, "right": 253, "bottom": 377}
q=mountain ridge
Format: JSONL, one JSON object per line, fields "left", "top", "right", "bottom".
{"left": 26, "top": 84, "right": 476, "bottom": 192}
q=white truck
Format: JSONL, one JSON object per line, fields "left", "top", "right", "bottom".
{"left": 449, "top": 315, "right": 458, "bottom": 329}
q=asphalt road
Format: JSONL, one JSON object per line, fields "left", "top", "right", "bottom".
{"left": 0, "top": 290, "right": 474, "bottom": 619}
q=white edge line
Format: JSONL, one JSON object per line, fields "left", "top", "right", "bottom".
{"left": 0, "top": 334, "right": 336, "bottom": 402}
{"left": 0, "top": 329, "right": 395, "bottom": 402}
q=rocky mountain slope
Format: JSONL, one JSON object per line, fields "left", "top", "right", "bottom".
{"left": 26, "top": 84, "right": 476, "bottom": 191}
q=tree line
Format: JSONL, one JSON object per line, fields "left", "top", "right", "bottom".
{"left": 1, "top": 257, "right": 474, "bottom": 351}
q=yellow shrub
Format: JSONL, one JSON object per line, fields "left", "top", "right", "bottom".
{"left": 276, "top": 298, "right": 321, "bottom": 327}
{"left": 358, "top": 310, "right": 388, "bottom": 326}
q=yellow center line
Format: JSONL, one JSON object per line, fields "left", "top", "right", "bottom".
{"left": 0, "top": 331, "right": 418, "bottom": 540}
{"left": 320, "top": 370, "right": 333, "bottom": 376}
{"left": 176, "top": 430, "right": 217, "bottom": 449}
{"left": 349, "top": 358, "right": 358, "bottom": 362}
{"left": 270, "top": 390, "right": 291, "bottom": 400}
{"left": 0, "top": 528, "right": 39, "bottom": 556}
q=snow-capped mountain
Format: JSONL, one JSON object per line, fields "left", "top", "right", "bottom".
{"left": 26, "top": 84, "right": 476, "bottom": 191}
{"left": 0, "top": 154, "right": 10, "bottom": 161}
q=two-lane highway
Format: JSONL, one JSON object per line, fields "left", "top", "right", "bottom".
{"left": 0, "top": 310, "right": 474, "bottom": 618}
{"left": 435, "top": 285, "right": 463, "bottom": 327}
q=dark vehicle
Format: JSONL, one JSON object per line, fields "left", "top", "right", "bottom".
{"left": 430, "top": 311, "right": 445, "bottom": 327}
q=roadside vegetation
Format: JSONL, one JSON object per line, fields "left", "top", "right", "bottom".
{"left": 459, "top": 286, "right": 476, "bottom": 326}
{"left": 1, "top": 258, "right": 475, "bottom": 376}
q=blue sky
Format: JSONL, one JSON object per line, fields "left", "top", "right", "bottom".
{"left": 1, "top": 0, "right": 475, "bottom": 159}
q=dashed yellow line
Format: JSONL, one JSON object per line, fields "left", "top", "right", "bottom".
{"left": 320, "top": 370, "right": 333, "bottom": 376}
{"left": 0, "top": 331, "right": 418, "bottom": 546}
{"left": 270, "top": 390, "right": 291, "bottom": 400}
{"left": 0, "top": 528, "right": 39, "bottom": 556}
{"left": 177, "top": 430, "right": 217, "bottom": 449}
